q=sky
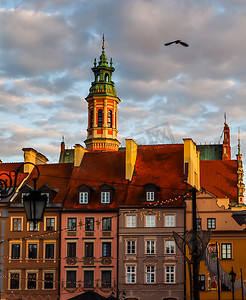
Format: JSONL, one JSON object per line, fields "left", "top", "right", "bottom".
{"left": 1, "top": 0, "right": 246, "bottom": 163}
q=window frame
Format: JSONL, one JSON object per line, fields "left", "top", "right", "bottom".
{"left": 43, "top": 271, "right": 55, "bottom": 290}
{"left": 79, "top": 192, "right": 88, "bottom": 204}
{"left": 165, "top": 240, "right": 175, "bottom": 255}
{"left": 126, "top": 215, "right": 136, "bottom": 228}
{"left": 126, "top": 240, "right": 136, "bottom": 255}
{"left": 165, "top": 264, "right": 176, "bottom": 284}
{"left": 126, "top": 264, "right": 136, "bottom": 284}
{"left": 84, "top": 242, "right": 94, "bottom": 258}
{"left": 146, "top": 215, "right": 156, "bottom": 227}
{"left": 67, "top": 241, "right": 77, "bottom": 258}
{"left": 26, "top": 270, "right": 38, "bottom": 290}
{"left": 145, "top": 265, "right": 156, "bottom": 284}
{"left": 146, "top": 191, "right": 155, "bottom": 201}
{"left": 207, "top": 218, "right": 216, "bottom": 229}
{"left": 67, "top": 217, "right": 77, "bottom": 231}
{"left": 10, "top": 242, "right": 21, "bottom": 260}
{"left": 66, "top": 270, "right": 77, "bottom": 289}
{"left": 85, "top": 217, "right": 94, "bottom": 231}
{"left": 84, "top": 270, "right": 94, "bottom": 288}
{"left": 101, "top": 270, "right": 111, "bottom": 288}
{"left": 27, "top": 243, "right": 38, "bottom": 260}
{"left": 101, "top": 191, "right": 110, "bottom": 204}
{"left": 102, "top": 217, "right": 112, "bottom": 231}
{"left": 102, "top": 242, "right": 111, "bottom": 257}
{"left": 145, "top": 240, "right": 156, "bottom": 255}
{"left": 165, "top": 214, "right": 175, "bottom": 227}
{"left": 11, "top": 217, "right": 23, "bottom": 232}
{"left": 199, "top": 274, "right": 206, "bottom": 291}
{"left": 8, "top": 270, "right": 21, "bottom": 290}
{"left": 221, "top": 243, "right": 232, "bottom": 260}
{"left": 44, "top": 241, "right": 55, "bottom": 260}
{"left": 44, "top": 216, "right": 56, "bottom": 231}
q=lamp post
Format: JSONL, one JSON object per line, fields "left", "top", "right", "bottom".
{"left": 0, "top": 162, "right": 47, "bottom": 223}
{"left": 229, "top": 267, "right": 236, "bottom": 300}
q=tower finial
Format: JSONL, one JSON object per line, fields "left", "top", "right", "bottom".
{"left": 224, "top": 112, "right": 227, "bottom": 124}
{"left": 238, "top": 127, "right": 241, "bottom": 155}
{"left": 102, "top": 34, "right": 105, "bottom": 51}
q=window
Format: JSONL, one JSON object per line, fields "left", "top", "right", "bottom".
{"left": 29, "top": 221, "right": 38, "bottom": 231}
{"left": 41, "top": 192, "right": 50, "bottom": 203}
{"left": 11, "top": 244, "right": 20, "bottom": 259}
{"left": 146, "top": 240, "right": 155, "bottom": 254}
{"left": 126, "top": 265, "right": 136, "bottom": 283}
{"left": 66, "top": 270, "right": 76, "bottom": 288}
{"left": 28, "top": 244, "right": 37, "bottom": 259}
{"left": 67, "top": 218, "right": 77, "bottom": 231}
{"left": 221, "top": 243, "right": 232, "bottom": 259}
{"left": 126, "top": 215, "right": 136, "bottom": 227}
{"left": 196, "top": 218, "right": 202, "bottom": 229}
{"left": 27, "top": 272, "right": 37, "bottom": 289}
{"left": 102, "top": 242, "right": 111, "bottom": 257}
{"left": 85, "top": 242, "right": 94, "bottom": 257}
{"left": 146, "top": 215, "right": 156, "bottom": 227}
{"left": 165, "top": 265, "right": 175, "bottom": 283}
{"left": 84, "top": 270, "right": 94, "bottom": 288}
{"left": 67, "top": 242, "right": 76, "bottom": 258}
{"left": 12, "top": 218, "right": 22, "bottom": 231}
{"left": 146, "top": 265, "right": 155, "bottom": 283}
{"left": 199, "top": 275, "right": 205, "bottom": 291}
{"left": 165, "top": 215, "right": 175, "bottom": 227}
{"left": 102, "top": 217, "right": 112, "bottom": 231}
{"left": 101, "top": 192, "right": 110, "bottom": 204}
{"left": 101, "top": 270, "right": 111, "bottom": 288}
{"left": 98, "top": 109, "right": 103, "bottom": 127}
{"left": 207, "top": 218, "right": 216, "bottom": 229}
{"left": 165, "top": 240, "right": 175, "bottom": 254}
{"left": 108, "top": 110, "right": 112, "bottom": 127}
{"left": 45, "top": 218, "right": 55, "bottom": 231}
{"left": 79, "top": 192, "right": 88, "bottom": 204}
{"left": 10, "top": 273, "right": 20, "bottom": 289}
{"left": 85, "top": 217, "right": 94, "bottom": 231}
{"left": 90, "top": 110, "right": 94, "bottom": 128}
{"left": 44, "top": 272, "right": 54, "bottom": 289}
{"left": 45, "top": 243, "right": 54, "bottom": 259}
{"left": 126, "top": 240, "right": 136, "bottom": 255}
{"left": 146, "top": 192, "right": 154, "bottom": 201}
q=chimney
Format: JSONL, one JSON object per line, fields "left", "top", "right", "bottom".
{"left": 125, "top": 139, "right": 137, "bottom": 181}
{"left": 183, "top": 139, "right": 200, "bottom": 189}
{"left": 74, "top": 144, "right": 87, "bottom": 167}
{"left": 22, "top": 148, "right": 48, "bottom": 173}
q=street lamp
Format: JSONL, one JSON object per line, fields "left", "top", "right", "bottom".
{"left": 229, "top": 267, "right": 236, "bottom": 300}
{"left": 0, "top": 162, "right": 47, "bottom": 223}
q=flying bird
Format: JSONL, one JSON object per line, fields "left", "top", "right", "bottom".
{"left": 165, "top": 40, "right": 189, "bottom": 47}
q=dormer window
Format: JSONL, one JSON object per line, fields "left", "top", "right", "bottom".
{"left": 80, "top": 192, "right": 88, "bottom": 204}
{"left": 144, "top": 184, "right": 159, "bottom": 202}
{"left": 146, "top": 192, "right": 154, "bottom": 201}
{"left": 101, "top": 192, "right": 110, "bottom": 204}
{"left": 78, "top": 185, "right": 91, "bottom": 205}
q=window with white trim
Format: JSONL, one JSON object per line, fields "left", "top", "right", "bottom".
{"left": 126, "top": 240, "right": 136, "bottom": 255}
{"left": 101, "top": 192, "right": 110, "bottom": 203}
{"left": 165, "top": 215, "right": 175, "bottom": 227}
{"left": 165, "top": 265, "right": 175, "bottom": 283}
{"left": 146, "top": 240, "right": 155, "bottom": 254}
{"left": 126, "top": 215, "right": 136, "bottom": 227}
{"left": 11, "top": 243, "right": 21, "bottom": 259}
{"left": 207, "top": 218, "right": 216, "bottom": 229}
{"left": 28, "top": 221, "right": 38, "bottom": 231}
{"left": 146, "top": 215, "right": 156, "bottom": 227}
{"left": 221, "top": 243, "right": 232, "bottom": 259}
{"left": 79, "top": 192, "right": 88, "bottom": 204}
{"left": 45, "top": 217, "right": 56, "bottom": 231}
{"left": 67, "top": 218, "right": 77, "bottom": 231}
{"left": 165, "top": 240, "right": 175, "bottom": 254}
{"left": 146, "top": 265, "right": 155, "bottom": 283}
{"left": 146, "top": 192, "right": 154, "bottom": 201}
{"left": 12, "top": 217, "right": 22, "bottom": 231}
{"left": 45, "top": 243, "right": 55, "bottom": 259}
{"left": 126, "top": 265, "right": 136, "bottom": 283}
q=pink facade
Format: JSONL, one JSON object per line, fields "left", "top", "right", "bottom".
{"left": 60, "top": 211, "right": 118, "bottom": 299}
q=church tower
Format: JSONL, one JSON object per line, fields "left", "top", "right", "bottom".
{"left": 84, "top": 36, "right": 120, "bottom": 151}
{"left": 222, "top": 115, "right": 231, "bottom": 160}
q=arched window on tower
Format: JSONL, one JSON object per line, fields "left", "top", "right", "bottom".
{"left": 108, "top": 110, "right": 112, "bottom": 127}
{"left": 98, "top": 109, "right": 103, "bottom": 127}
{"left": 90, "top": 110, "right": 93, "bottom": 128}
{"left": 105, "top": 73, "right": 109, "bottom": 82}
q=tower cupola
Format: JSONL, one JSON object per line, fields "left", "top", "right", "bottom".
{"left": 222, "top": 114, "right": 231, "bottom": 160}
{"left": 84, "top": 35, "right": 120, "bottom": 151}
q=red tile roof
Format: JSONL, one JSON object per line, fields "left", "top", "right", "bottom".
{"left": 63, "top": 145, "right": 189, "bottom": 210}
{"left": 0, "top": 163, "right": 28, "bottom": 186}
{"left": 200, "top": 160, "right": 238, "bottom": 202}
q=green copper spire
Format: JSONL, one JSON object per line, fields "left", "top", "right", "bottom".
{"left": 87, "top": 35, "right": 117, "bottom": 98}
